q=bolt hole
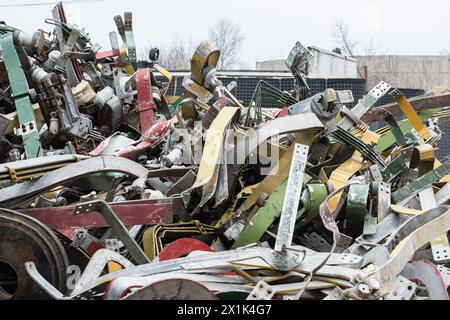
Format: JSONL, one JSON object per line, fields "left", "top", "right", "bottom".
{"left": 0, "top": 261, "right": 18, "bottom": 300}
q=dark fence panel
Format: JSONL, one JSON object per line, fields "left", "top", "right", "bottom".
{"left": 158, "top": 75, "right": 425, "bottom": 109}
{"left": 157, "top": 74, "right": 449, "bottom": 157}
{"left": 159, "top": 75, "right": 368, "bottom": 107}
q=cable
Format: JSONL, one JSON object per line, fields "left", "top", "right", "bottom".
{"left": 0, "top": 0, "right": 110, "bottom": 8}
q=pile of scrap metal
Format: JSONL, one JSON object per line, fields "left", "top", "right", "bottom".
{"left": 2, "top": 3, "right": 450, "bottom": 301}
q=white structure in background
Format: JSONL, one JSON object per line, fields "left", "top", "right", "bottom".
{"left": 307, "top": 46, "right": 357, "bottom": 78}
{"left": 355, "top": 55, "right": 450, "bottom": 91}
{"left": 256, "top": 46, "right": 358, "bottom": 79}
{"left": 255, "top": 59, "right": 289, "bottom": 72}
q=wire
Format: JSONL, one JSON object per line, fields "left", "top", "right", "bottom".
{"left": 0, "top": 0, "right": 110, "bottom": 8}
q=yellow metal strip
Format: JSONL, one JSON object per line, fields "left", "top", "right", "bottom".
{"left": 191, "top": 107, "right": 238, "bottom": 190}
{"left": 393, "top": 91, "right": 432, "bottom": 141}
{"left": 107, "top": 262, "right": 123, "bottom": 273}
{"left": 142, "top": 225, "right": 158, "bottom": 260}
{"left": 235, "top": 132, "right": 317, "bottom": 216}
{"left": 390, "top": 204, "right": 422, "bottom": 216}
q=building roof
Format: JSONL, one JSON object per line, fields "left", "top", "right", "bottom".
{"left": 308, "top": 46, "right": 357, "bottom": 62}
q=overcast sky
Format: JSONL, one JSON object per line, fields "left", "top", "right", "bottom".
{"left": 1, "top": 0, "right": 449, "bottom": 68}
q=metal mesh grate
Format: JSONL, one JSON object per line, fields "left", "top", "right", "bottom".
{"left": 157, "top": 74, "right": 446, "bottom": 155}
{"left": 158, "top": 75, "right": 367, "bottom": 108}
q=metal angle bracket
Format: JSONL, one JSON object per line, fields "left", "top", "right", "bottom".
{"left": 375, "top": 181, "right": 391, "bottom": 223}
{"left": 73, "top": 200, "right": 150, "bottom": 265}
{"left": 418, "top": 186, "right": 450, "bottom": 264}
{"left": 123, "top": 12, "right": 136, "bottom": 67}
{"left": 430, "top": 234, "right": 450, "bottom": 264}
{"left": 338, "top": 81, "right": 392, "bottom": 131}
{"left": 436, "top": 265, "right": 450, "bottom": 287}
{"left": 275, "top": 143, "right": 309, "bottom": 251}
{"left": 55, "top": 27, "right": 81, "bottom": 72}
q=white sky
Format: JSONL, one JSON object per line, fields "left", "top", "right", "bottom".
{"left": 1, "top": 0, "right": 449, "bottom": 68}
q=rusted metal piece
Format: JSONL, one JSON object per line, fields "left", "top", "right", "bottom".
{"left": 364, "top": 92, "right": 450, "bottom": 122}
{"left": 72, "top": 200, "right": 150, "bottom": 264}
{"left": 19, "top": 198, "right": 173, "bottom": 239}
{"left": 5, "top": 4, "right": 450, "bottom": 301}
{"left": 135, "top": 68, "right": 156, "bottom": 133}
{"left": 401, "top": 260, "right": 449, "bottom": 300}
{"left": 202, "top": 97, "right": 230, "bottom": 129}
{"left": 121, "top": 279, "right": 219, "bottom": 300}
{"left": 115, "top": 121, "right": 171, "bottom": 161}
{"left": 90, "top": 121, "right": 170, "bottom": 160}
{"left": 0, "top": 208, "right": 69, "bottom": 300}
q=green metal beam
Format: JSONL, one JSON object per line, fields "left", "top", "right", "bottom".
{"left": 392, "top": 155, "right": 450, "bottom": 204}
{"left": 375, "top": 109, "right": 439, "bottom": 153}
{"left": 0, "top": 33, "right": 42, "bottom": 158}
{"left": 232, "top": 174, "right": 314, "bottom": 249}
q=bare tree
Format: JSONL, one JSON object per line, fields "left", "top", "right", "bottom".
{"left": 208, "top": 18, "right": 245, "bottom": 70}
{"left": 439, "top": 45, "right": 450, "bottom": 55}
{"left": 332, "top": 21, "right": 388, "bottom": 79}
{"left": 139, "top": 19, "right": 245, "bottom": 71}
{"left": 332, "top": 21, "right": 443, "bottom": 91}
{"left": 332, "top": 21, "right": 359, "bottom": 56}
{"left": 332, "top": 21, "right": 385, "bottom": 56}
{"left": 140, "top": 37, "right": 196, "bottom": 70}
{"left": 362, "top": 35, "right": 385, "bottom": 55}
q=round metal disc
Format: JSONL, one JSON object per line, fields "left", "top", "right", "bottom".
{"left": 123, "top": 278, "right": 218, "bottom": 300}
{"left": 157, "top": 238, "right": 213, "bottom": 262}
{"left": 0, "top": 208, "right": 69, "bottom": 300}
{"left": 401, "top": 260, "right": 449, "bottom": 300}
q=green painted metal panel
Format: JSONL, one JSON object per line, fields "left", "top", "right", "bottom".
{"left": 0, "top": 33, "right": 43, "bottom": 158}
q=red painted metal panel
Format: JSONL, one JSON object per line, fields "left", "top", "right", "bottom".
{"left": 18, "top": 199, "right": 173, "bottom": 239}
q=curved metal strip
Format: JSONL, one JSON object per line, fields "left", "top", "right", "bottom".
{"left": 226, "top": 112, "right": 323, "bottom": 164}
{"left": 401, "top": 260, "right": 449, "bottom": 300}
{"left": 367, "top": 206, "right": 450, "bottom": 286}
{"left": 0, "top": 156, "right": 149, "bottom": 208}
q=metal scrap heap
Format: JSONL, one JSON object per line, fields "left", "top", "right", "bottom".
{"left": 2, "top": 3, "right": 450, "bottom": 301}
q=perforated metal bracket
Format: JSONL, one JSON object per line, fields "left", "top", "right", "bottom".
{"left": 436, "top": 265, "right": 450, "bottom": 286}
{"left": 418, "top": 186, "right": 450, "bottom": 264}
{"left": 430, "top": 235, "right": 450, "bottom": 264}
{"left": 275, "top": 144, "right": 309, "bottom": 252}
{"left": 335, "top": 233, "right": 353, "bottom": 253}
{"left": 338, "top": 81, "right": 392, "bottom": 131}
{"left": 246, "top": 280, "right": 275, "bottom": 300}
{"left": 376, "top": 182, "right": 391, "bottom": 222}
{"left": 368, "top": 81, "right": 392, "bottom": 100}
{"left": 302, "top": 232, "right": 332, "bottom": 252}
{"left": 385, "top": 275, "right": 417, "bottom": 300}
